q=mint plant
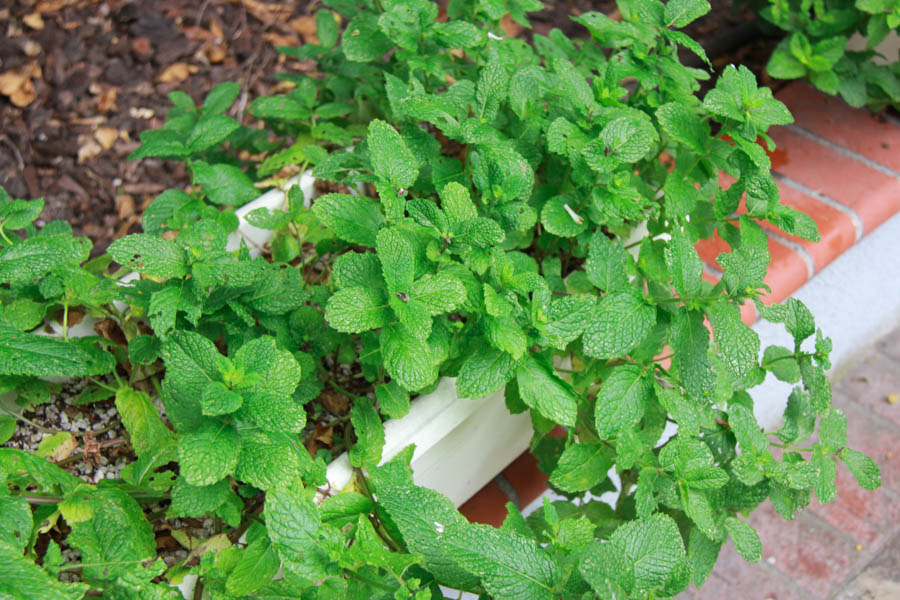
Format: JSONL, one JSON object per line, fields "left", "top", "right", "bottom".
{"left": 758, "top": 0, "right": 900, "bottom": 109}
{"left": 0, "top": 0, "right": 882, "bottom": 598}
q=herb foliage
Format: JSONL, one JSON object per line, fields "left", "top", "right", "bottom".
{"left": 0, "top": 1, "right": 881, "bottom": 598}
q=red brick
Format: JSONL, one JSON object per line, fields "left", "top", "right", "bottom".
{"left": 776, "top": 83, "right": 900, "bottom": 173}
{"left": 758, "top": 184, "right": 857, "bottom": 273}
{"left": 832, "top": 398, "right": 900, "bottom": 496}
{"left": 458, "top": 481, "right": 509, "bottom": 527}
{"left": 767, "top": 127, "right": 900, "bottom": 235}
{"left": 833, "top": 352, "right": 900, "bottom": 431}
{"left": 746, "top": 501, "right": 858, "bottom": 597}
{"left": 809, "top": 461, "right": 900, "bottom": 548}
{"left": 695, "top": 230, "right": 809, "bottom": 304}
{"left": 501, "top": 452, "right": 549, "bottom": 509}
{"left": 692, "top": 543, "right": 809, "bottom": 600}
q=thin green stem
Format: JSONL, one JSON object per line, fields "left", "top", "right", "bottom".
{"left": 0, "top": 404, "right": 54, "bottom": 434}
{"left": 769, "top": 441, "right": 814, "bottom": 452}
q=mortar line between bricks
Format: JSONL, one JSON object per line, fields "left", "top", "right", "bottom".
{"left": 773, "top": 173, "right": 865, "bottom": 241}
{"left": 764, "top": 228, "right": 815, "bottom": 279}
{"left": 826, "top": 529, "right": 900, "bottom": 600}
{"left": 801, "top": 509, "right": 861, "bottom": 548}
{"left": 786, "top": 123, "right": 900, "bottom": 182}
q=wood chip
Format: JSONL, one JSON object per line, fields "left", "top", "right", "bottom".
{"left": 77, "top": 135, "right": 103, "bottom": 163}
{"left": 289, "top": 16, "right": 318, "bottom": 44}
{"left": 0, "top": 62, "right": 41, "bottom": 107}
{"left": 23, "top": 12, "right": 45, "bottom": 30}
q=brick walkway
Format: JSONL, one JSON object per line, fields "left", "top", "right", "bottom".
{"left": 679, "top": 331, "right": 900, "bottom": 600}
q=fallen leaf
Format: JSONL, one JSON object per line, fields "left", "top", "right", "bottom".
{"left": 263, "top": 32, "right": 299, "bottom": 47}
{"left": 289, "top": 16, "right": 318, "bottom": 44}
{"left": 23, "top": 12, "right": 45, "bottom": 30}
{"left": 115, "top": 193, "right": 135, "bottom": 219}
{"left": 94, "top": 127, "right": 119, "bottom": 150}
{"left": 96, "top": 86, "right": 118, "bottom": 113}
{"left": 156, "top": 62, "right": 198, "bottom": 84}
{"left": 36, "top": 0, "right": 72, "bottom": 13}
{"left": 77, "top": 135, "right": 103, "bottom": 163}
{"left": 241, "top": 0, "right": 294, "bottom": 23}
{"left": 500, "top": 15, "right": 522, "bottom": 38}
{"left": 198, "top": 41, "right": 227, "bottom": 64}
{"left": 210, "top": 18, "right": 224, "bottom": 41}
{"left": 0, "top": 64, "right": 39, "bottom": 107}
{"left": 888, "top": 393, "right": 899, "bottom": 405}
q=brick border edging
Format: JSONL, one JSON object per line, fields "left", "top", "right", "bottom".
{"left": 460, "top": 83, "right": 900, "bottom": 526}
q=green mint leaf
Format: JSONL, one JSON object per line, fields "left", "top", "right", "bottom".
{"left": 186, "top": 114, "right": 239, "bottom": 154}
{"left": 375, "top": 381, "right": 411, "bottom": 419}
{"left": 552, "top": 57, "right": 593, "bottom": 114}
{"left": 580, "top": 539, "right": 634, "bottom": 598}
{"left": 332, "top": 252, "right": 384, "bottom": 290}
{"left": 594, "top": 364, "right": 650, "bottom": 439}
{"left": 457, "top": 346, "right": 517, "bottom": 399}
{"left": 635, "top": 468, "right": 659, "bottom": 519}
{"left": 724, "top": 517, "right": 762, "bottom": 562}
{"left": 682, "top": 465, "right": 729, "bottom": 489}
{"left": 0, "top": 496, "right": 32, "bottom": 553}
{"left": 108, "top": 233, "right": 189, "bottom": 279}
{"left": 762, "top": 345, "right": 801, "bottom": 383}
{"left": 349, "top": 397, "right": 385, "bottom": 468}
{"left": 549, "top": 441, "right": 613, "bottom": 492}
{"left": 656, "top": 102, "right": 709, "bottom": 154}
{"left": 597, "top": 115, "right": 659, "bottom": 164}
{"left": 200, "top": 381, "right": 243, "bottom": 416}
{"left": 235, "top": 429, "right": 303, "bottom": 490}
{"left": 0, "top": 552, "right": 89, "bottom": 598}
{"left": 728, "top": 404, "right": 768, "bottom": 456}
{"left": 381, "top": 322, "right": 438, "bottom": 391}
{"left": 583, "top": 289, "right": 656, "bottom": 359}
{"left": 160, "top": 331, "right": 221, "bottom": 431}
{"left": 610, "top": 513, "right": 686, "bottom": 592}
{"left": 326, "top": 287, "right": 392, "bottom": 333}
{"left": 440, "top": 182, "right": 478, "bottom": 224}
{"left": 226, "top": 536, "right": 280, "bottom": 596}
{"left": 167, "top": 477, "right": 231, "bottom": 519}
{"left": 476, "top": 58, "right": 509, "bottom": 122}
{"left": 0, "top": 197, "right": 43, "bottom": 231}
{"left": 264, "top": 485, "right": 324, "bottom": 573}
{"left": 0, "top": 322, "right": 114, "bottom": 377}
{"left": 664, "top": 0, "right": 711, "bottom": 28}
{"left": 516, "top": 354, "right": 578, "bottom": 427}
{"left": 249, "top": 95, "right": 312, "bottom": 121}
{"left": 540, "top": 195, "right": 587, "bottom": 237}
{"left": 811, "top": 443, "right": 838, "bottom": 504}
{"left": 757, "top": 297, "right": 816, "bottom": 347}
{"left": 706, "top": 300, "right": 760, "bottom": 379}
{"left": 342, "top": 14, "right": 393, "bottom": 61}
{"left": 0, "top": 234, "right": 90, "bottom": 284}
{"left": 368, "top": 119, "right": 419, "bottom": 188}
{"left": 376, "top": 483, "right": 480, "bottom": 590}
{"left": 410, "top": 273, "right": 466, "bottom": 315}
{"left": 233, "top": 337, "right": 305, "bottom": 433}
{"left": 819, "top": 408, "right": 847, "bottom": 451}
{"left": 192, "top": 161, "right": 258, "bottom": 207}
{"left": 376, "top": 227, "right": 416, "bottom": 292}
{"left": 115, "top": 387, "right": 176, "bottom": 458}
{"left": 245, "top": 206, "right": 291, "bottom": 231}
{"left": 178, "top": 421, "right": 240, "bottom": 486}
{"left": 586, "top": 232, "right": 631, "bottom": 292}
{"left": 688, "top": 526, "right": 721, "bottom": 586}
{"left": 486, "top": 316, "right": 528, "bottom": 359}
{"left": 453, "top": 216, "right": 506, "bottom": 248}
{"left": 670, "top": 309, "right": 714, "bottom": 401}
{"left": 128, "top": 128, "right": 188, "bottom": 160}
{"left": 541, "top": 294, "right": 597, "bottom": 350}
{"left": 316, "top": 9, "right": 339, "bottom": 48}
{"left": 431, "top": 21, "right": 484, "bottom": 48}
{"left": 681, "top": 483, "right": 718, "bottom": 540}
{"left": 665, "top": 229, "right": 703, "bottom": 298}
{"left": 67, "top": 488, "right": 157, "bottom": 583}
{"left": 312, "top": 193, "right": 385, "bottom": 247}
{"left": 840, "top": 448, "right": 881, "bottom": 490}
{"left": 201, "top": 81, "right": 240, "bottom": 114}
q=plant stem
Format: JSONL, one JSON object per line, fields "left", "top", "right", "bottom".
{"left": 0, "top": 405, "right": 54, "bottom": 434}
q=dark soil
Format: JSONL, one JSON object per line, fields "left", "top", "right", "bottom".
{"left": 0, "top": 0, "right": 781, "bottom": 255}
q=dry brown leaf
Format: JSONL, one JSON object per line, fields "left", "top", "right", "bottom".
{"left": 94, "top": 127, "right": 119, "bottom": 150}
{"left": 0, "top": 64, "right": 39, "bottom": 107}
{"left": 156, "top": 62, "right": 198, "bottom": 83}
{"left": 289, "top": 16, "right": 318, "bottom": 44}
{"left": 500, "top": 15, "right": 522, "bottom": 38}
{"left": 198, "top": 41, "right": 227, "bottom": 64}
{"left": 96, "top": 86, "right": 118, "bottom": 113}
{"left": 241, "top": 0, "right": 294, "bottom": 22}
{"left": 47, "top": 433, "right": 78, "bottom": 462}
{"left": 263, "top": 32, "right": 299, "bottom": 47}
{"left": 23, "top": 12, "right": 45, "bottom": 30}
{"left": 36, "top": 0, "right": 72, "bottom": 13}
{"left": 210, "top": 18, "right": 224, "bottom": 41}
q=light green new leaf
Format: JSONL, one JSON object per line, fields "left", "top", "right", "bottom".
{"left": 200, "top": 381, "right": 243, "bottom": 416}
{"left": 665, "top": 229, "right": 703, "bottom": 298}
{"left": 599, "top": 116, "right": 659, "bottom": 164}
{"left": 840, "top": 448, "right": 881, "bottom": 490}
{"left": 664, "top": 0, "right": 711, "bottom": 28}
{"left": 368, "top": 119, "right": 418, "bottom": 188}
{"left": 516, "top": 354, "right": 578, "bottom": 427}
{"left": 670, "top": 308, "right": 714, "bottom": 401}
{"left": 236, "top": 429, "right": 302, "bottom": 490}
{"left": 193, "top": 161, "right": 259, "bottom": 206}
{"left": 312, "top": 193, "right": 385, "bottom": 247}
{"left": 724, "top": 517, "right": 762, "bottom": 562}
{"left": 583, "top": 289, "right": 656, "bottom": 359}
{"left": 178, "top": 421, "right": 240, "bottom": 486}
{"left": 594, "top": 365, "right": 651, "bottom": 439}
{"left": 706, "top": 300, "right": 760, "bottom": 379}
{"left": 226, "top": 537, "right": 280, "bottom": 596}
{"left": 375, "top": 381, "right": 410, "bottom": 419}
{"left": 116, "top": 387, "right": 176, "bottom": 457}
